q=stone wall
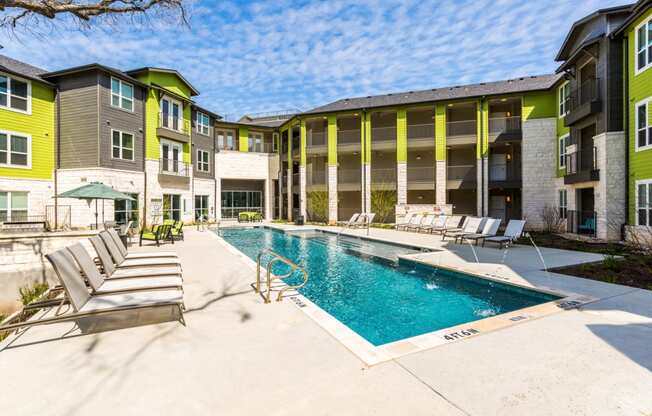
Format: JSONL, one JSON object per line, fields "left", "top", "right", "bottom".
{"left": 593, "top": 132, "right": 626, "bottom": 240}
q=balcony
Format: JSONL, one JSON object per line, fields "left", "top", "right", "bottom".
{"left": 371, "top": 168, "right": 396, "bottom": 184}
{"left": 307, "top": 131, "right": 327, "bottom": 155}
{"left": 248, "top": 142, "right": 275, "bottom": 154}
{"left": 157, "top": 112, "right": 191, "bottom": 143}
{"left": 337, "top": 168, "right": 361, "bottom": 189}
{"left": 488, "top": 163, "right": 522, "bottom": 188}
{"left": 307, "top": 169, "right": 327, "bottom": 188}
{"left": 564, "top": 147, "right": 599, "bottom": 184}
{"left": 446, "top": 120, "right": 477, "bottom": 145}
{"left": 447, "top": 164, "right": 476, "bottom": 189}
{"left": 371, "top": 126, "right": 396, "bottom": 142}
{"left": 564, "top": 78, "right": 601, "bottom": 126}
{"left": 407, "top": 124, "right": 435, "bottom": 148}
{"left": 159, "top": 158, "right": 190, "bottom": 178}
{"left": 489, "top": 116, "right": 522, "bottom": 141}
{"left": 407, "top": 167, "right": 435, "bottom": 186}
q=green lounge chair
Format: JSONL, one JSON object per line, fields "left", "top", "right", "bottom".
{"left": 170, "top": 221, "right": 184, "bottom": 241}
{"left": 139, "top": 224, "right": 172, "bottom": 247}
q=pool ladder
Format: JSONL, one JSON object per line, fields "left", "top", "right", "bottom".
{"left": 255, "top": 249, "right": 309, "bottom": 303}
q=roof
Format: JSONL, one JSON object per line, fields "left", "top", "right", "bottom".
{"left": 0, "top": 54, "right": 54, "bottom": 86}
{"left": 192, "top": 104, "right": 223, "bottom": 121}
{"left": 214, "top": 119, "right": 278, "bottom": 130}
{"left": 555, "top": 4, "right": 633, "bottom": 61}
{"left": 556, "top": 33, "right": 604, "bottom": 73}
{"left": 302, "top": 74, "right": 563, "bottom": 115}
{"left": 42, "top": 63, "right": 148, "bottom": 88}
{"left": 612, "top": 0, "right": 652, "bottom": 37}
{"left": 125, "top": 67, "right": 200, "bottom": 96}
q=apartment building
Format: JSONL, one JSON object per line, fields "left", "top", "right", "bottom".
{"left": 1, "top": 0, "right": 651, "bottom": 241}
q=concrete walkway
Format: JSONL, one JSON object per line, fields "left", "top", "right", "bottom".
{"left": 1, "top": 227, "right": 651, "bottom": 415}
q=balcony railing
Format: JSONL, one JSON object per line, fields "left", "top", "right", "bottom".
{"left": 307, "top": 131, "right": 327, "bottom": 147}
{"left": 249, "top": 142, "right": 275, "bottom": 153}
{"left": 407, "top": 166, "right": 435, "bottom": 182}
{"left": 307, "top": 169, "right": 327, "bottom": 186}
{"left": 337, "top": 129, "right": 360, "bottom": 145}
{"left": 371, "top": 126, "right": 396, "bottom": 142}
{"left": 566, "top": 147, "right": 597, "bottom": 175}
{"left": 158, "top": 112, "right": 190, "bottom": 135}
{"left": 447, "top": 164, "right": 476, "bottom": 181}
{"left": 407, "top": 123, "right": 435, "bottom": 140}
{"left": 446, "top": 120, "right": 477, "bottom": 137}
{"left": 338, "top": 168, "right": 361, "bottom": 185}
{"left": 489, "top": 116, "right": 521, "bottom": 135}
{"left": 159, "top": 158, "right": 190, "bottom": 177}
{"left": 371, "top": 168, "right": 397, "bottom": 183}
{"left": 567, "top": 210, "right": 597, "bottom": 237}
{"left": 567, "top": 78, "right": 600, "bottom": 112}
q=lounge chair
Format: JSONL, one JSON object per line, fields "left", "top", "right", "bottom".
{"left": 98, "top": 233, "right": 181, "bottom": 269}
{"left": 458, "top": 218, "right": 501, "bottom": 245}
{"left": 442, "top": 217, "right": 484, "bottom": 241}
{"left": 408, "top": 214, "right": 433, "bottom": 232}
{"left": 90, "top": 236, "right": 182, "bottom": 280}
{"left": 105, "top": 229, "right": 178, "bottom": 260}
{"left": 140, "top": 223, "right": 173, "bottom": 247}
{"left": 67, "top": 243, "right": 183, "bottom": 294}
{"left": 0, "top": 250, "right": 185, "bottom": 335}
{"left": 337, "top": 213, "right": 360, "bottom": 227}
{"left": 430, "top": 215, "right": 463, "bottom": 234}
{"left": 357, "top": 213, "right": 376, "bottom": 229}
{"left": 399, "top": 213, "right": 422, "bottom": 231}
{"left": 395, "top": 213, "right": 415, "bottom": 230}
{"left": 420, "top": 215, "right": 447, "bottom": 233}
{"left": 483, "top": 220, "right": 526, "bottom": 249}
{"left": 170, "top": 221, "right": 184, "bottom": 241}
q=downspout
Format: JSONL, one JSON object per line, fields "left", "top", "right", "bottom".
{"left": 54, "top": 86, "right": 60, "bottom": 230}
{"left": 622, "top": 34, "right": 630, "bottom": 241}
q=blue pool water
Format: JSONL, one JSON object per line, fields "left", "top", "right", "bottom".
{"left": 219, "top": 227, "right": 560, "bottom": 346}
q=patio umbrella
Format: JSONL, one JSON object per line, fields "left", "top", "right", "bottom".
{"left": 57, "top": 182, "right": 136, "bottom": 229}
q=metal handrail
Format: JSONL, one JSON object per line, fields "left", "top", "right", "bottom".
{"left": 255, "top": 249, "right": 308, "bottom": 303}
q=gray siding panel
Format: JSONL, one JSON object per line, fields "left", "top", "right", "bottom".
{"left": 57, "top": 72, "right": 99, "bottom": 168}
{"left": 191, "top": 109, "right": 216, "bottom": 179}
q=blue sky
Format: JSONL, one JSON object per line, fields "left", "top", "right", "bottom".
{"left": 2, "top": 0, "right": 629, "bottom": 119}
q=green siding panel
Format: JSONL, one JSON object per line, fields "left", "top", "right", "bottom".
{"left": 396, "top": 109, "right": 407, "bottom": 162}
{"left": 523, "top": 90, "right": 556, "bottom": 120}
{"left": 0, "top": 82, "right": 55, "bottom": 180}
{"left": 362, "top": 113, "right": 371, "bottom": 164}
{"left": 239, "top": 126, "right": 249, "bottom": 152}
{"left": 477, "top": 100, "right": 488, "bottom": 159}
{"left": 300, "top": 120, "right": 306, "bottom": 166}
{"left": 327, "top": 115, "right": 337, "bottom": 166}
{"left": 435, "top": 104, "right": 446, "bottom": 161}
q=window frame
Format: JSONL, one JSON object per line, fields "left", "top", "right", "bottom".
{"left": 558, "top": 133, "right": 569, "bottom": 169}
{"left": 635, "top": 97, "right": 652, "bottom": 152}
{"left": 249, "top": 131, "right": 264, "bottom": 152}
{"left": 558, "top": 81, "right": 569, "bottom": 117}
{"left": 196, "top": 112, "right": 211, "bottom": 136}
{"left": 0, "top": 130, "right": 32, "bottom": 169}
{"left": 635, "top": 16, "right": 652, "bottom": 75}
{"left": 636, "top": 179, "right": 652, "bottom": 226}
{"left": 114, "top": 192, "right": 139, "bottom": 225}
{"left": 216, "top": 129, "right": 236, "bottom": 150}
{"left": 558, "top": 189, "right": 568, "bottom": 220}
{"left": 194, "top": 194, "right": 210, "bottom": 221}
{"left": 0, "top": 72, "right": 32, "bottom": 115}
{"left": 111, "top": 129, "right": 135, "bottom": 161}
{"left": 196, "top": 149, "right": 210, "bottom": 172}
{"left": 110, "top": 77, "right": 134, "bottom": 113}
{"left": 0, "top": 190, "right": 29, "bottom": 222}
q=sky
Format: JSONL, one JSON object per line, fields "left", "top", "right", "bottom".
{"left": 1, "top": 0, "right": 631, "bottom": 119}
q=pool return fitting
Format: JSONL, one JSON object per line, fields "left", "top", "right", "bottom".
{"left": 255, "top": 249, "right": 309, "bottom": 303}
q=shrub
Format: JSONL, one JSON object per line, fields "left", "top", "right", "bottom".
{"left": 307, "top": 191, "right": 328, "bottom": 223}
{"left": 19, "top": 282, "right": 49, "bottom": 306}
{"left": 539, "top": 204, "right": 565, "bottom": 234}
{"left": 602, "top": 255, "right": 620, "bottom": 271}
{"left": 371, "top": 185, "right": 397, "bottom": 224}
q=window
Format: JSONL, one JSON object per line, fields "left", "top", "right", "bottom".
{"left": 196, "top": 112, "right": 210, "bottom": 135}
{"left": 559, "top": 134, "right": 569, "bottom": 168}
{"left": 636, "top": 17, "right": 652, "bottom": 73}
{"left": 0, "top": 73, "right": 30, "bottom": 113}
{"left": 110, "top": 77, "right": 134, "bottom": 112}
{"left": 217, "top": 129, "right": 235, "bottom": 150}
{"left": 249, "top": 132, "right": 264, "bottom": 152}
{"left": 114, "top": 193, "right": 139, "bottom": 225}
{"left": 111, "top": 130, "right": 134, "bottom": 160}
{"left": 559, "top": 189, "right": 567, "bottom": 220}
{"left": 636, "top": 99, "right": 652, "bottom": 151}
{"left": 0, "top": 131, "right": 30, "bottom": 167}
{"left": 0, "top": 191, "right": 28, "bottom": 222}
{"left": 637, "top": 180, "right": 652, "bottom": 226}
{"left": 197, "top": 149, "right": 210, "bottom": 172}
{"left": 160, "top": 97, "right": 182, "bottom": 131}
{"left": 273, "top": 133, "right": 279, "bottom": 152}
{"left": 195, "top": 195, "right": 209, "bottom": 221}
{"left": 558, "top": 82, "right": 569, "bottom": 117}
{"left": 162, "top": 194, "right": 181, "bottom": 221}
{"left": 221, "top": 190, "right": 262, "bottom": 219}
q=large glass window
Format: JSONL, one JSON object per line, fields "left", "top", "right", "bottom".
{"left": 559, "top": 189, "right": 567, "bottom": 220}
{"left": 162, "top": 194, "right": 181, "bottom": 221}
{"left": 0, "top": 73, "right": 29, "bottom": 112}
{"left": 559, "top": 134, "right": 569, "bottom": 168}
{"left": 216, "top": 129, "right": 236, "bottom": 150}
{"left": 160, "top": 97, "right": 182, "bottom": 131}
{"left": 110, "top": 77, "right": 134, "bottom": 112}
{"left": 636, "top": 99, "right": 652, "bottom": 151}
{"left": 0, "top": 191, "right": 28, "bottom": 222}
{"left": 196, "top": 112, "right": 210, "bottom": 135}
{"left": 114, "top": 193, "right": 139, "bottom": 225}
{"left": 636, "top": 17, "right": 652, "bottom": 73}
{"left": 197, "top": 149, "right": 210, "bottom": 172}
{"left": 249, "top": 132, "right": 264, "bottom": 152}
{"left": 111, "top": 130, "right": 134, "bottom": 160}
{"left": 558, "top": 82, "right": 569, "bottom": 117}
{"left": 220, "top": 190, "right": 262, "bottom": 218}
{"left": 638, "top": 181, "right": 652, "bottom": 226}
{"left": 194, "top": 195, "right": 209, "bottom": 221}
{"left": 0, "top": 131, "right": 30, "bottom": 167}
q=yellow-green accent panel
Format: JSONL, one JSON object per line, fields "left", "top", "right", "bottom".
{"left": 300, "top": 120, "right": 306, "bottom": 166}
{"left": 435, "top": 104, "right": 446, "bottom": 161}
{"left": 327, "top": 115, "right": 337, "bottom": 166}
{"left": 396, "top": 109, "right": 407, "bottom": 162}
{"left": 522, "top": 90, "right": 556, "bottom": 120}
{"left": 0, "top": 82, "right": 55, "bottom": 180}
{"left": 239, "top": 127, "right": 249, "bottom": 152}
{"left": 476, "top": 100, "right": 488, "bottom": 159}
{"left": 132, "top": 70, "right": 193, "bottom": 100}
{"left": 361, "top": 112, "right": 371, "bottom": 164}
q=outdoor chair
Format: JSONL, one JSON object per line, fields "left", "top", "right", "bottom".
{"left": 99, "top": 232, "right": 181, "bottom": 269}
{"left": 67, "top": 243, "right": 183, "bottom": 295}
{"left": 394, "top": 213, "right": 415, "bottom": 230}
{"left": 170, "top": 221, "right": 184, "bottom": 241}
{"left": 420, "top": 215, "right": 447, "bottom": 233}
{"left": 90, "top": 236, "right": 182, "bottom": 280}
{"left": 458, "top": 218, "right": 501, "bottom": 245}
{"left": 408, "top": 214, "right": 433, "bottom": 232}
{"left": 337, "top": 213, "right": 360, "bottom": 227}
{"left": 430, "top": 215, "right": 463, "bottom": 234}
{"left": 483, "top": 220, "right": 527, "bottom": 249}
{"left": 399, "top": 213, "right": 422, "bottom": 231}
{"left": 442, "top": 217, "right": 484, "bottom": 241}
{"left": 140, "top": 223, "right": 173, "bottom": 247}
{"left": 106, "top": 228, "right": 178, "bottom": 260}
{"left": 578, "top": 217, "right": 596, "bottom": 234}
{"left": 0, "top": 249, "right": 185, "bottom": 336}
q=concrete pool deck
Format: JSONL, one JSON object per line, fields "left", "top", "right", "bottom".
{"left": 1, "top": 225, "right": 651, "bottom": 415}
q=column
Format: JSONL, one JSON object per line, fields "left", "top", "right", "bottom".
{"left": 239, "top": 127, "right": 249, "bottom": 152}
{"left": 327, "top": 115, "right": 338, "bottom": 224}
{"left": 264, "top": 179, "right": 273, "bottom": 220}
{"left": 299, "top": 120, "right": 307, "bottom": 219}
{"left": 362, "top": 112, "right": 371, "bottom": 213}
{"left": 434, "top": 104, "right": 447, "bottom": 206}
{"left": 476, "top": 99, "right": 489, "bottom": 216}
{"left": 287, "top": 126, "right": 293, "bottom": 221}
{"left": 396, "top": 109, "right": 408, "bottom": 206}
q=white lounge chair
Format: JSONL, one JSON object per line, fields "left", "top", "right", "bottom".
{"left": 337, "top": 213, "right": 360, "bottom": 227}
{"left": 459, "top": 218, "right": 501, "bottom": 245}
{"left": 409, "top": 214, "right": 433, "bottom": 232}
{"left": 431, "top": 215, "right": 463, "bottom": 234}
{"left": 420, "top": 215, "right": 447, "bottom": 233}
{"left": 483, "top": 220, "right": 526, "bottom": 248}
{"left": 105, "top": 228, "right": 178, "bottom": 260}
{"left": 67, "top": 243, "right": 183, "bottom": 295}
{"left": 443, "top": 217, "right": 484, "bottom": 241}
{"left": 395, "top": 213, "right": 415, "bottom": 230}
{"left": 399, "top": 213, "right": 422, "bottom": 231}
{"left": 98, "top": 232, "right": 181, "bottom": 269}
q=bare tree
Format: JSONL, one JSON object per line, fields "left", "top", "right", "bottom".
{"left": 539, "top": 204, "right": 565, "bottom": 234}
{"left": 0, "top": 0, "right": 187, "bottom": 32}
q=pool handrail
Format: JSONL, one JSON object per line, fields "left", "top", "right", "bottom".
{"left": 255, "top": 248, "right": 309, "bottom": 303}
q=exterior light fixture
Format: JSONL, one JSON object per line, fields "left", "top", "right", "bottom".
{"left": 416, "top": 155, "right": 421, "bottom": 160}
{"left": 506, "top": 195, "right": 512, "bottom": 203}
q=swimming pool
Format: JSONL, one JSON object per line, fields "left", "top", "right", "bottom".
{"left": 219, "top": 227, "right": 561, "bottom": 346}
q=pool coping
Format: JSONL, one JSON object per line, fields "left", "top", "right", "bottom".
{"left": 212, "top": 226, "right": 598, "bottom": 366}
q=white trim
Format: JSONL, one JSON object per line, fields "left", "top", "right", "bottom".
{"left": 195, "top": 111, "right": 210, "bottom": 136}
{"left": 558, "top": 81, "right": 569, "bottom": 118}
{"left": 196, "top": 149, "right": 210, "bottom": 172}
{"left": 109, "top": 77, "right": 134, "bottom": 113}
{"left": 635, "top": 178, "right": 652, "bottom": 226}
{"left": 0, "top": 71, "right": 32, "bottom": 115}
{"left": 634, "top": 15, "right": 652, "bottom": 76}
{"left": 634, "top": 97, "right": 652, "bottom": 152}
{"left": 160, "top": 95, "right": 183, "bottom": 133}
{"left": 110, "top": 129, "right": 135, "bottom": 161}
{"left": 0, "top": 190, "right": 30, "bottom": 222}
{"left": 0, "top": 129, "right": 32, "bottom": 169}
{"left": 558, "top": 133, "right": 569, "bottom": 169}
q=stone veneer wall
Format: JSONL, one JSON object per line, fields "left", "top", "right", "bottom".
{"left": 435, "top": 160, "right": 446, "bottom": 205}
{"left": 328, "top": 166, "right": 337, "bottom": 224}
{"left": 593, "top": 132, "right": 626, "bottom": 240}
{"left": 192, "top": 178, "right": 216, "bottom": 221}
{"left": 0, "top": 177, "right": 53, "bottom": 219}
{"left": 396, "top": 162, "right": 407, "bottom": 204}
